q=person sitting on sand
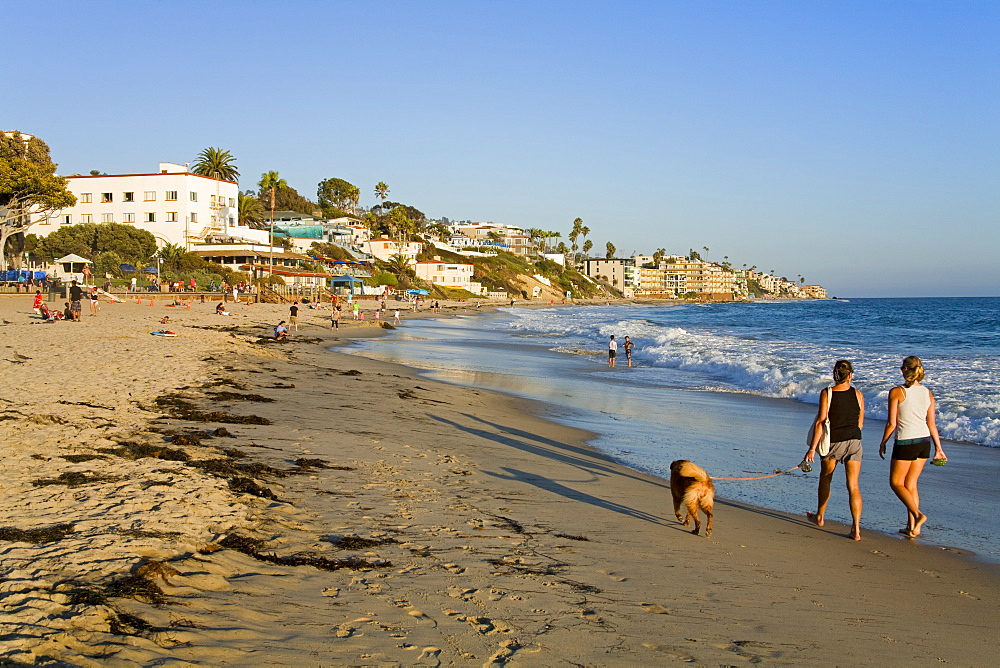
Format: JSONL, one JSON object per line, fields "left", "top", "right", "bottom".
{"left": 160, "top": 316, "right": 170, "bottom": 325}
{"left": 274, "top": 321, "right": 289, "bottom": 340}
{"left": 63, "top": 302, "right": 73, "bottom": 320}
{"left": 804, "top": 360, "right": 865, "bottom": 541}
{"left": 879, "top": 356, "right": 947, "bottom": 538}
{"left": 216, "top": 302, "right": 231, "bottom": 316}
{"left": 32, "top": 290, "right": 43, "bottom": 315}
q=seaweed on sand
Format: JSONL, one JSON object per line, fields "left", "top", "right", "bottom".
{"left": 32, "top": 471, "right": 118, "bottom": 487}
{"left": 206, "top": 391, "right": 275, "bottom": 403}
{"left": 325, "top": 535, "right": 398, "bottom": 550}
{"left": 201, "top": 377, "right": 247, "bottom": 390}
{"left": 0, "top": 523, "right": 75, "bottom": 544}
{"left": 293, "top": 457, "right": 354, "bottom": 472}
{"left": 153, "top": 395, "right": 271, "bottom": 425}
{"left": 219, "top": 534, "right": 392, "bottom": 571}
{"left": 227, "top": 477, "right": 278, "bottom": 500}
{"left": 60, "top": 453, "right": 107, "bottom": 463}
{"left": 99, "top": 441, "right": 190, "bottom": 462}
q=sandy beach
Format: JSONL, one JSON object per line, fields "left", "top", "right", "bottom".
{"left": 1, "top": 293, "right": 997, "bottom": 666}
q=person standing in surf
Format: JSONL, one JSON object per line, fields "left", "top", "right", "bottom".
{"left": 804, "top": 360, "right": 865, "bottom": 540}
{"left": 623, "top": 336, "right": 636, "bottom": 367}
{"left": 879, "top": 356, "right": 947, "bottom": 538}
{"left": 608, "top": 335, "right": 617, "bottom": 367}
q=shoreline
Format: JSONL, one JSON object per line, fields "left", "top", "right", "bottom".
{"left": 1, "top": 296, "right": 997, "bottom": 665}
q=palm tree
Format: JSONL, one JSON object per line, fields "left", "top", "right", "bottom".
{"left": 237, "top": 192, "right": 264, "bottom": 227}
{"left": 569, "top": 218, "right": 583, "bottom": 263}
{"left": 258, "top": 171, "right": 288, "bottom": 276}
{"left": 581, "top": 225, "right": 590, "bottom": 257}
{"left": 192, "top": 147, "right": 239, "bottom": 181}
{"left": 156, "top": 243, "right": 187, "bottom": 272}
{"left": 374, "top": 182, "right": 389, "bottom": 208}
{"left": 582, "top": 239, "right": 593, "bottom": 258}
{"left": 605, "top": 241, "right": 616, "bottom": 259}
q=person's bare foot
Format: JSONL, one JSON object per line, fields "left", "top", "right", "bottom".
{"left": 909, "top": 513, "right": 928, "bottom": 537}
{"left": 807, "top": 511, "right": 824, "bottom": 527}
{"left": 849, "top": 529, "right": 861, "bottom": 541}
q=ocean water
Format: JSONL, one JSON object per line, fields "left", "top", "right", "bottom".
{"left": 345, "top": 298, "right": 1000, "bottom": 560}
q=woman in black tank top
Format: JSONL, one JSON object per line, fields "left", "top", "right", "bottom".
{"left": 804, "top": 360, "right": 866, "bottom": 541}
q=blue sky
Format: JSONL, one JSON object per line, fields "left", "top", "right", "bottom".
{"left": 6, "top": 1, "right": 998, "bottom": 297}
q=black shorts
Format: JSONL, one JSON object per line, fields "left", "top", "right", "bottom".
{"left": 892, "top": 437, "right": 931, "bottom": 461}
{"left": 609, "top": 350, "right": 616, "bottom": 359}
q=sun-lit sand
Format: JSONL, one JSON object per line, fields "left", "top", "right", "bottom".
{"left": 1, "top": 293, "right": 996, "bottom": 665}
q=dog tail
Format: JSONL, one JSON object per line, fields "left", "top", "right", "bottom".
{"left": 676, "top": 461, "right": 710, "bottom": 482}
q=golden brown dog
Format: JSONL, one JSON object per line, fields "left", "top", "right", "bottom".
{"left": 670, "top": 460, "right": 715, "bottom": 536}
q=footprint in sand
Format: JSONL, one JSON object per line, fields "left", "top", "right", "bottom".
{"left": 641, "top": 643, "right": 696, "bottom": 662}
{"left": 416, "top": 646, "right": 442, "bottom": 666}
{"left": 640, "top": 603, "right": 671, "bottom": 614}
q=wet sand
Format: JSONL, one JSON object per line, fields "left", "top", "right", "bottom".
{"left": 0, "top": 294, "right": 997, "bottom": 665}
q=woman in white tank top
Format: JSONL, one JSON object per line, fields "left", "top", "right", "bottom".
{"left": 878, "top": 356, "right": 947, "bottom": 538}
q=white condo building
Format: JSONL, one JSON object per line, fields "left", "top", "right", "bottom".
{"left": 32, "top": 162, "right": 268, "bottom": 248}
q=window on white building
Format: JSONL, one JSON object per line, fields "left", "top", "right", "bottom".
{"left": 228, "top": 198, "right": 235, "bottom": 207}
{"left": 123, "top": 213, "right": 135, "bottom": 223}
{"left": 81, "top": 214, "right": 93, "bottom": 223}
{"left": 165, "top": 191, "right": 178, "bottom": 201}
{"left": 166, "top": 212, "right": 178, "bottom": 222}
{"left": 101, "top": 193, "right": 113, "bottom": 203}
{"left": 144, "top": 212, "right": 155, "bottom": 222}
{"left": 190, "top": 191, "right": 197, "bottom": 201}
{"left": 80, "top": 193, "right": 92, "bottom": 203}
{"left": 190, "top": 212, "right": 198, "bottom": 223}
{"left": 61, "top": 215, "right": 71, "bottom": 225}
{"left": 144, "top": 191, "right": 156, "bottom": 201}
{"left": 101, "top": 213, "right": 113, "bottom": 223}
{"left": 123, "top": 191, "right": 134, "bottom": 202}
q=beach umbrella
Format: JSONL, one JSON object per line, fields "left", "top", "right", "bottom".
{"left": 144, "top": 266, "right": 158, "bottom": 274}
{"left": 119, "top": 263, "right": 136, "bottom": 274}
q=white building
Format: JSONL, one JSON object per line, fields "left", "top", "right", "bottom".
{"left": 413, "top": 261, "right": 483, "bottom": 294}
{"left": 358, "top": 238, "right": 423, "bottom": 262}
{"left": 33, "top": 162, "right": 268, "bottom": 249}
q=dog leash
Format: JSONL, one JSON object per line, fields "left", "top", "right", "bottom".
{"left": 711, "top": 461, "right": 810, "bottom": 481}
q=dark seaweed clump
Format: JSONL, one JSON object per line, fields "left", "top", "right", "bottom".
{"left": 60, "top": 453, "right": 107, "bottom": 463}
{"left": 293, "top": 457, "right": 354, "bottom": 471}
{"left": 326, "top": 535, "right": 398, "bottom": 550}
{"left": 103, "top": 574, "right": 167, "bottom": 605}
{"left": 99, "top": 441, "right": 190, "bottom": 462}
{"left": 0, "top": 523, "right": 75, "bottom": 544}
{"left": 554, "top": 533, "right": 590, "bottom": 541}
{"left": 213, "top": 427, "right": 236, "bottom": 437}
{"left": 219, "top": 534, "right": 391, "bottom": 571}
{"left": 228, "top": 477, "right": 278, "bottom": 500}
{"left": 207, "top": 391, "right": 275, "bottom": 403}
{"left": 109, "top": 611, "right": 157, "bottom": 636}
{"left": 32, "top": 472, "right": 117, "bottom": 487}
{"left": 153, "top": 395, "right": 271, "bottom": 425}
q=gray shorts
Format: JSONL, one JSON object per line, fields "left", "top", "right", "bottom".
{"left": 824, "top": 438, "right": 863, "bottom": 463}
